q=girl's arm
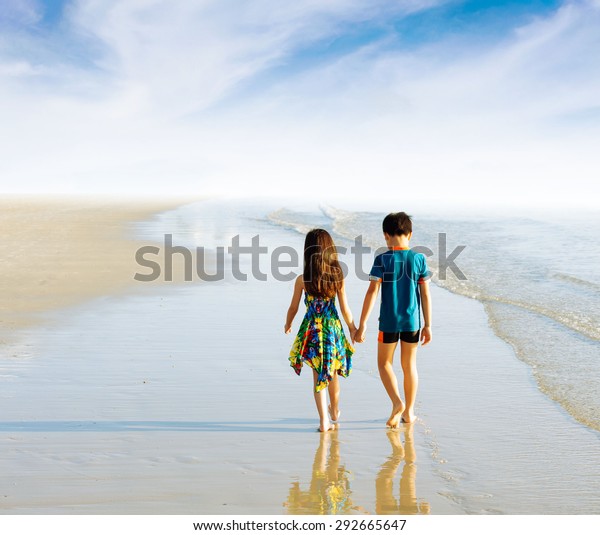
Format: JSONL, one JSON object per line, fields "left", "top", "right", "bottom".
{"left": 337, "top": 280, "right": 357, "bottom": 339}
{"left": 355, "top": 280, "right": 380, "bottom": 342}
{"left": 419, "top": 281, "right": 432, "bottom": 345}
{"left": 284, "top": 275, "right": 304, "bottom": 333}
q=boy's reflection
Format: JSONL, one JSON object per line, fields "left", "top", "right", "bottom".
{"left": 376, "top": 425, "right": 430, "bottom": 515}
{"left": 285, "top": 431, "right": 356, "bottom": 514}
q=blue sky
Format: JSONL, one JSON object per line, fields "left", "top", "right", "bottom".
{"left": 0, "top": 0, "right": 598, "bottom": 208}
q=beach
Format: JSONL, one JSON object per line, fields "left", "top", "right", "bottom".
{"left": 1, "top": 198, "right": 599, "bottom": 514}
{"left": 0, "top": 197, "right": 198, "bottom": 339}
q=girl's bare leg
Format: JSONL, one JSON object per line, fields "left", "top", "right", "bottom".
{"left": 327, "top": 372, "right": 340, "bottom": 422}
{"left": 313, "top": 370, "right": 334, "bottom": 432}
{"left": 400, "top": 342, "right": 419, "bottom": 423}
{"left": 378, "top": 341, "right": 405, "bottom": 428}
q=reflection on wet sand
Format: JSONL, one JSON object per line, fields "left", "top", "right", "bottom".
{"left": 376, "top": 426, "right": 430, "bottom": 515}
{"left": 285, "top": 431, "right": 359, "bottom": 514}
{"left": 285, "top": 425, "right": 430, "bottom": 515}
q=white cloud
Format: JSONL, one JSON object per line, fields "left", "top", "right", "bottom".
{"left": 224, "top": 0, "right": 600, "bottom": 205}
{"left": 66, "top": 0, "right": 447, "bottom": 117}
{"left": 0, "top": 0, "right": 598, "bottom": 209}
{"left": 0, "top": 60, "right": 40, "bottom": 76}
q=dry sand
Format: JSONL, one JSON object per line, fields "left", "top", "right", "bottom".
{"left": 0, "top": 197, "right": 190, "bottom": 337}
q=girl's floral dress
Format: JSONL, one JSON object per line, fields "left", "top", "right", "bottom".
{"left": 289, "top": 293, "right": 354, "bottom": 392}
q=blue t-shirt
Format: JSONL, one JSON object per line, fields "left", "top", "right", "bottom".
{"left": 369, "top": 247, "right": 430, "bottom": 333}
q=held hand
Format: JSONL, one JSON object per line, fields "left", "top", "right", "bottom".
{"left": 284, "top": 323, "right": 292, "bottom": 334}
{"left": 355, "top": 325, "right": 366, "bottom": 343}
{"left": 349, "top": 324, "right": 357, "bottom": 343}
{"left": 420, "top": 326, "right": 432, "bottom": 346}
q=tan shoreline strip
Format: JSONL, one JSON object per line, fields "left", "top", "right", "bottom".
{"left": 0, "top": 197, "right": 189, "bottom": 335}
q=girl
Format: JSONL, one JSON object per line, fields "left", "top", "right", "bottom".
{"left": 285, "top": 229, "right": 356, "bottom": 432}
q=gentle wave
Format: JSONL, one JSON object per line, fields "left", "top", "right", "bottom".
{"left": 432, "top": 272, "right": 600, "bottom": 342}
{"left": 551, "top": 272, "right": 600, "bottom": 292}
{"left": 267, "top": 208, "right": 322, "bottom": 236}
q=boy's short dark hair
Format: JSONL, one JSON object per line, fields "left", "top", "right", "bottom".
{"left": 382, "top": 212, "right": 412, "bottom": 236}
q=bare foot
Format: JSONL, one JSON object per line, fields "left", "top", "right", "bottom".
{"left": 328, "top": 405, "right": 340, "bottom": 424}
{"left": 386, "top": 402, "right": 405, "bottom": 428}
{"left": 318, "top": 421, "right": 337, "bottom": 432}
{"left": 401, "top": 410, "right": 416, "bottom": 424}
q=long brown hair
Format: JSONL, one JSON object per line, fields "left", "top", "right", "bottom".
{"left": 303, "top": 229, "right": 343, "bottom": 298}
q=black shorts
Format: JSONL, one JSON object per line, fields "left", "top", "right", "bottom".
{"left": 378, "top": 330, "right": 420, "bottom": 344}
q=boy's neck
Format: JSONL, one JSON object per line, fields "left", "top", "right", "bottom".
{"left": 386, "top": 235, "right": 410, "bottom": 249}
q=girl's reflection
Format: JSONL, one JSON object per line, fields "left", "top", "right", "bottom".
{"left": 376, "top": 426, "right": 430, "bottom": 515}
{"left": 285, "top": 431, "right": 356, "bottom": 514}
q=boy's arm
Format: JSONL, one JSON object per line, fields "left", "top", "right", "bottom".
{"left": 356, "top": 280, "right": 380, "bottom": 342}
{"left": 419, "top": 280, "right": 432, "bottom": 345}
{"left": 285, "top": 275, "right": 304, "bottom": 333}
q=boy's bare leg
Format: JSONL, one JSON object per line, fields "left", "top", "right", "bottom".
{"left": 313, "top": 370, "right": 335, "bottom": 432}
{"left": 400, "top": 342, "right": 419, "bottom": 423}
{"left": 378, "top": 341, "right": 405, "bottom": 428}
{"left": 327, "top": 372, "right": 340, "bottom": 422}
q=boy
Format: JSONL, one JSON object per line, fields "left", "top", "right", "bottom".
{"left": 355, "top": 212, "right": 432, "bottom": 427}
